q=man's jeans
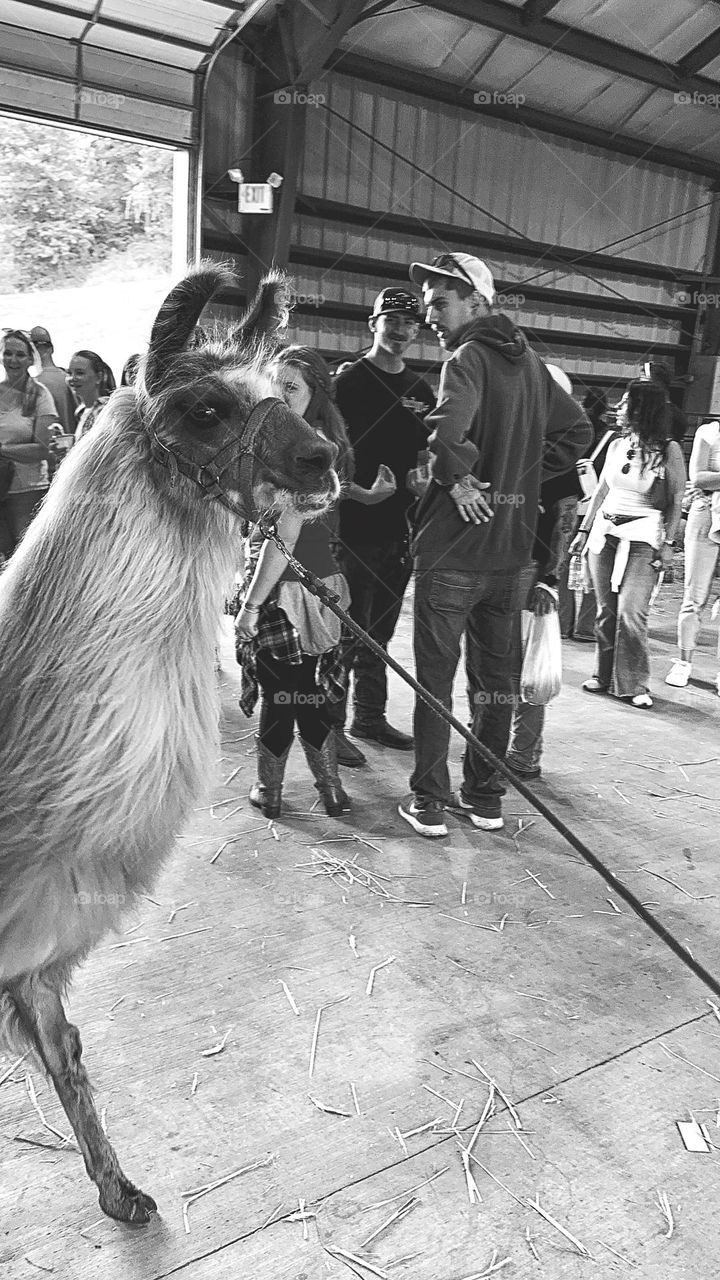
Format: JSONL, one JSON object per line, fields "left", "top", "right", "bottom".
{"left": 330, "top": 541, "right": 412, "bottom": 727}
{"left": 410, "top": 564, "right": 523, "bottom": 817}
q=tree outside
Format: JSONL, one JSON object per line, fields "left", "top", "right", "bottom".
{"left": 0, "top": 116, "right": 180, "bottom": 380}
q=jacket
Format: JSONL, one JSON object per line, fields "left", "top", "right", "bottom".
{"left": 411, "top": 313, "right": 592, "bottom": 571}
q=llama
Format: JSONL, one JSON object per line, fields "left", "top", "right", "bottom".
{"left": 0, "top": 264, "right": 338, "bottom": 1223}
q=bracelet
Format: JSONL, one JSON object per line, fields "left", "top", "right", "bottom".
{"left": 243, "top": 602, "right": 260, "bottom": 612}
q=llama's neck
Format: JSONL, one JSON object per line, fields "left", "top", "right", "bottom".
{"left": 19, "top": 405, "right": 241, "bottom": 669}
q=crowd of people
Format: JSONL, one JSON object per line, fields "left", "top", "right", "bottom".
{"left": 233, "top": 254, "right": 719, "bottom": 837}
{"left": 3, "top": 262, "right": 718, "bottom": 840}
{"left": 0, "top": 328, "right": 138, "bottom": 559}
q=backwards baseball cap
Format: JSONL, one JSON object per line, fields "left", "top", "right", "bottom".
{"left": 29, "top": 326, "right": 52, "bottom": 345}
{"left": 409, "top": 252, "right": 495, "bottom": 305}
{"left": 371, "top": 287, "right": 421, "bottom": 318}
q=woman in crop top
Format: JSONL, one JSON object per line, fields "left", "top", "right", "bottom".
{"left": 570, "top": 380, "right": 685, "bottom": 708}
{"left": 234, "top": 346, "right": 355, "bottom": 819}
{"left": 665, "top": 418, "right": 720, "bottom": 693}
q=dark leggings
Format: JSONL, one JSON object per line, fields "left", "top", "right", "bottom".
{"left": 257, "top": 651, "right": 333, "bottom": 755}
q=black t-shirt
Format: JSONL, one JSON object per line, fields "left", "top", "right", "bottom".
{"left": 336, "top": 358, "right": 435, "bottom": 545}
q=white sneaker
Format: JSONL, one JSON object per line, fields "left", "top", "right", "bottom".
{"left": 449, "top": 794, "right": 504, "bottom": 831}
{"left": 665, "top": 660, "right": 691, "bottom": 688}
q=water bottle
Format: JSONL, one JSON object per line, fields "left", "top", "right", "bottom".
{"left": 567, "top": 553, "right": 585, "bottom": 592}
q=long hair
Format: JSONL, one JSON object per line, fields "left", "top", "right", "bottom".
{"left": 71, "top": 350, "right": 115, "bottom": 397}
{"left": 1, "top": 329, "right": 40, "bottom": 418}
{"left": 273, "top": 345, "right": 354, "bottom": 481}
{"left": 622, "top": 379, "right": 671, "bottom": 463}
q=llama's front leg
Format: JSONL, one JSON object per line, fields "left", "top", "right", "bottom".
{"left": 8, "top": 977, "right": 157, "bottom": 1223}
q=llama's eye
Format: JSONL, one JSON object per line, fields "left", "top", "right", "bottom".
{"left": 187, "top": 403, "right": 222, "bottom": 427}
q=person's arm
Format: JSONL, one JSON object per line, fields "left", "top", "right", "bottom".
{"left": 567, "top": 444, "right": 617, "bottom": 553}
{"left": 689, "top": 426, "right": 720, "bottom": 490}
{"left": 235, "top": 508, "right": 303, "bottom": 639}
{"left": 345, "top": 465, "right": 397, "bottom": 505}
{"left": 660, "top": 441, "right": 687, "bottom": 564}
{"left": 0, "top": 412, "right": 53, "bottom": 465}
{"left": 425, "top": 349, "right": 482, "bottom": 484}
{"left": 424, "top": 349, "right": 494, "bottom": 523}
{"left": 542, "top": 376, "right": 593, "bottom": 479}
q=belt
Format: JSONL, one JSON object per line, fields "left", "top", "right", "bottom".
{"left": 601, "top": 511, "right": 638, "bottom": 526}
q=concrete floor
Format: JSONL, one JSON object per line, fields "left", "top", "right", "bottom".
{"left": 1, "top": 573, "right": 719, "bottom": 1280}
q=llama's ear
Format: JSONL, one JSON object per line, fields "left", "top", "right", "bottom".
{"left": 144, "top": 264, "right": 236, "bottom": 392}
{"left": 231, "top": 270, "right": 293, "bottom": 350}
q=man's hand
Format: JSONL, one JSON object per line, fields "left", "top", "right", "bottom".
{"left": 532, "top": 583, "right": 558, "bottom": 616}
{"left": 449, "top": 475, "right": 493, "bottom": 524}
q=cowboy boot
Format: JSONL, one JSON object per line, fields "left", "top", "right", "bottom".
{"left": 249, "top": 739, "right": 292, "bottom": 819}
{"left": 299, "top": 734, "right": 351, "bottom": 817}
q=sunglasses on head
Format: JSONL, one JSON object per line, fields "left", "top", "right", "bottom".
{"left": 431, "top": 254, "right": 476, "bottom": 288}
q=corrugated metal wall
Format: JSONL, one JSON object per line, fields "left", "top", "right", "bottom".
{"left": 304, "top": 74, "right": 712, "bottom": 272}
{"left": 200, "top": 61, "right": 715, "bottom": 392}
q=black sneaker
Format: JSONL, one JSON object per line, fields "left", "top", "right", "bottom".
{"left": 505, "top": 758, "right": 542, "bottom": 779}
{"left": 351, "top": 719, "right": 414, "bottom": 750}
{"left": 334, "top": 731, "right": 367, "bottom": 768}
{"left": 398, "top": 796, "right": 448, "bottom": 838}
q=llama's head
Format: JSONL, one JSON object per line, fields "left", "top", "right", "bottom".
{"left": 137, "top": 265, "right": 339, "bottom": 523}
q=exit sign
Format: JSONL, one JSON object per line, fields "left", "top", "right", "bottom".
{"left": 238, "top": 182, "right": 273, "bottom": 213}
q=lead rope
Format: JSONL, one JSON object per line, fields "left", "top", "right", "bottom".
{"left": 259, "top": 517, "right": 720, "bottom": 1004}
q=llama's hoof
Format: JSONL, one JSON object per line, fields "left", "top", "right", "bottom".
{"left": 99, "top": 1174, "right": 158, "bottom": 1224}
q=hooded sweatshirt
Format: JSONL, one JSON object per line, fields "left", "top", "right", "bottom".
{"left": 411, "top": 313, "right": 592, "bottom": 572}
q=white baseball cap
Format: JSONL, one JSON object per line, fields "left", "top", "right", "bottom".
{"left": 545, "top": 363, "right": 573, "bottom": 395}
{"left": 409, "top": 252, "right": 495, "bottom": 305}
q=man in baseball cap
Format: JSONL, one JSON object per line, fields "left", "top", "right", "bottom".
{"left": 371, "top": 287, "right": 422, "bottom": 319}
{"left": 409, "top": 253, "right": 495, "bottom": 307}
{"left": 328, "top": 283, "right": 435, "bottom": 764}
{"left": 29, "top": 325, "right": 75, "bottom": 433}
{"left": 398, "top": 251, "right": 591, "bottom": 839}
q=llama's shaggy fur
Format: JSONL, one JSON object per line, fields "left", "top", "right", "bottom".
{"left": 0, "top": 264, "right": 337, "bottom": 1222}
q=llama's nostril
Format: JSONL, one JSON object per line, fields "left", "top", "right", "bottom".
{"left": 296, "top": 441, "right": 336, "bottom": 473}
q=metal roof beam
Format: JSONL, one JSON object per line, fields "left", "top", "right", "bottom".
{"left": 677, "top": 27, "right": 720, "bottom": 76}
{"left": 336, "top": 52, "right": 720, "bottom": 182}
{"left": 6, "top": 0, "right": 209, "bottom": 53}
{"left": 521, "top": 0, "right": 563, "bottom": 22}
{"left": 427, "top": 0, "right": 720, "bottom": 95}
{"left": 290, "top": 194, "right": 708, "bottom": 285}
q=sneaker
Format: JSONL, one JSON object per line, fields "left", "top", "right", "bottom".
{"left": 582, "top": 678, "right": 608, "bottom": 694}
{"left": 334, "top": 731, "right": 367, "bottom": 768}
{"left": 351, "top": 719, "right": 414, "bottom": 750}
{"left": 449, "top": 794, "right": 504, "bottom": 831}
{"left": 631, "top": 693, "right": 653, "bottom": 708}
{"left": 505, "top": 757, "right": 542, "bottom": 779}
{"left": 665, "top": 660, "right": 691, "bottom": 688}
{"left": 398, "top": 796, "right": 448, "bottom": 838}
